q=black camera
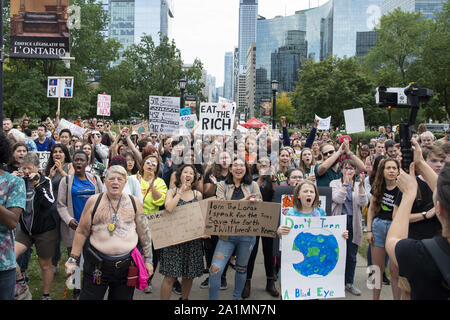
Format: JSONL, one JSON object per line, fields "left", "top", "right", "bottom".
{"left": 376, "top": 83, "right": 434, "bottom": 171}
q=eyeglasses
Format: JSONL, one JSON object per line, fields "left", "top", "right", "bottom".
{"left": 145, "top": 160, "right": 158, "bottom": 167}
{"left": 322, "top": 150, "right": 335, "bottom": 157}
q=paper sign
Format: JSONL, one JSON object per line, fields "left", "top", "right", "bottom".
{"left": 199, "top": 103, "right": 236, "bottom": 136}
{"left": 179, "top": 114, "right": 198, "bottom": 136}
{"left": 344, "top": 108, "right": 365, "bottom": 134}
{"left": 281, "top": 215, "right": 347, "bottom": 300}
{"left": 97, "top": 94, "right": 111, "bottom": 116}
{"left": 47, "top": 76, "right": 73, "bottom": 98}
{"left": 149, "top": 96, "right": 180, "bottom": 135}
{"left": 204, "top": 200, "right": 280, "bottom": 237}
{"left": 315, "top": 115, "right": 331, "bottom": 131}
{"left": 37, "top": 151, "right": 51, "bottom": 172}
{"left": 57, "top": 118, "right": 86, "bottom": 138}
{"left": 148, "top": 201, "right": 207, "bottom": 250}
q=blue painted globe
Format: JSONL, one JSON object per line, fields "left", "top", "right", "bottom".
{"left": 292, "top": 230, "right": 339, "bottom": 277}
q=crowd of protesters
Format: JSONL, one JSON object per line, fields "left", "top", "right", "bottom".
{"left": 0, "top": 114, "right": 449, "bottom": 301}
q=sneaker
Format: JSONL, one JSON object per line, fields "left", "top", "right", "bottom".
{"left": 21, "top": 272, "right": 30, "bottom": 283}
{"left": 200, "top": 277, "right": 209, "bottom": 289}
{"left": 173, "top": 280, "right": 182, "bottom": 295}
{"left": 144, "top": 284, "right": 153, "bottom": 293}
{"left": 14, "top": 283, "right": 32, "bottom": 300}
{"left": 41, "top": 295, "right": 52, "bottom": 300}
{"left": 220, "top": 277, "right": 228, "bottom": 290}
{"left": 345, "top": 283, "right": 361, "bottom": 296}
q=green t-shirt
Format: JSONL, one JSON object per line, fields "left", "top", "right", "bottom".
{"left": 314, "top": 163, "right": 341, "bottom": 187}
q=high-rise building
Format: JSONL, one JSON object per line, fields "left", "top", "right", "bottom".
{"left": 237, "top": 74, "right": 248, "bottom": 111}
{"left": 224, "top": 52, "right": 234, "bottom": 100}
{"left": 238, "top": 0, "right": 258, "bottom": 73}
{"left": 246, "top": 43, "right": 257, "bottom": 118}
{"left": 356, "top": 31, "right": 378, "bottom": 57}
{"left": 107, "top": 0, "right": 174, "bottom": 59}
{"left": 233, "top": 47, "right": 240, "bottom": 102}
{"left": 382, "top": 0, "right": 445, "bottom": 19}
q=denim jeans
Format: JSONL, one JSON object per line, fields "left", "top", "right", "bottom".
{"left": 209, "top": 236, "right": 256, "bottom": 300}
{"left": 0, "top": 269, "right": 17, "bottom": 300}
{"left": 345, "top": 215, "right": 359, "bottom": 285}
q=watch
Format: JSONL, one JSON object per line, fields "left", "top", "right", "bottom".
{"left": 422, "top": 211, "right": 428, "bottom": 220}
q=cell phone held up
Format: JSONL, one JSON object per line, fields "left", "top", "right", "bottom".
{"left": 399, "top": 123, "right": 413, "bottom": 172}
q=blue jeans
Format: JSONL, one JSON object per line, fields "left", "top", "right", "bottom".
{"left": 0, "top": 269, "right": 17, "bottom": 300}
{"left": 345, "top": 215, "right": 359, "bottom": 285}
{"left": 209, "top": 236, "right": 256, "bottom": 300}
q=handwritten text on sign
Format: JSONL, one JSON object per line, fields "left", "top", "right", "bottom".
{"left": 148, "top": 201, "right": 206, "bottom": 250}
{"left": 97, "top": 94, "right": 111, "bottom": 116}
{"left": 200, "top": 103, "right": 236, "bottom": 136}
{"left": 204, "top": 200, "right": 280, "bottom": 237}
{"left": 149, "top": 96, "right": 180, "bottom": 135}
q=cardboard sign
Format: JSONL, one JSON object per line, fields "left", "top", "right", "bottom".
{"left": 37, "top": 151, "right": 51, "bottom": 172}
{"left": 315, "top": 115, "right": 331, "bottom": 131}
{"left": 149, "top": 96, "right": 180, "bottom": 135}
{"left": 97, "top": 94, "right": 111, "bottom": 116}
{"left": 148, "top": 201, "right": 207, "bottom": 250}
{"left": 344, "top": 108, "right": 365, "bottom": 134}
{"left": 47, "top": 77, "right": 73, "bottom": 98}
{"left": 179, "top": 114, "right": 198, "bottom": 136}
{"left": 199, "top": 103, "right": 236, "bottom": 136}
{"left": 57, "top": 118, "right": 86, "bottom": 138}
{"left": 132, "top": 121, "right": 150, "bottom": 137}
{"left": 204, "top": 200, "right": 280, "bottom": 238}
{"left": 281, "top": 215, "right": 347, "bottom": 300}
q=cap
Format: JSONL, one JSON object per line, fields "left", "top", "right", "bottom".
{"left": 131, "top": 131, "right": 138, "bottom": 136}
{"left": 91, "top": 130, "right": 101, "bottom": 135}
{"left": 339, "top": 135, "right": 352, "bottom": 144}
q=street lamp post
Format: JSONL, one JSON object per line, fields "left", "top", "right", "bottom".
{"left": 271, "top": 80, "right": 278, "bottom": 130}
{"left": 179, "top": 78, "right": 186, "bottom": 109}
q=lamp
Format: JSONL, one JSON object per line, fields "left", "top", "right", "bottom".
{"left": 271, "top": 80, "right": 278, "bottom": 129}
{"left": 179, "top": 79, "right": 186, "bottom": 108}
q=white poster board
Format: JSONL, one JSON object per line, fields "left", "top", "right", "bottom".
{"left": 57, "top": 118, "right": 86, "bottom": 138}
{"left": 199, "top": 102, "right": 236, "bottom": 136}
{"left": 281, "top": 215, "right": 347, "bottom": 300}
{"left": 97, "top": 94, "right": 111, "bottom": 116}
{"left": 149, "top": 96, "right": 180, "bottom": 135}
{"left": 179, "top": 114, "right": 198, "bottom": 136}
{"left": 344, "top": 108, "right": 365, "bottom": 134}
{"left": 37, "top": 152, "right": 51, "bottom": 172}
{"left": 315, "top": 115, "right": 331, "bottom": 131}
{"left": 47, "top": 77, "right": 73, "bottom": 98}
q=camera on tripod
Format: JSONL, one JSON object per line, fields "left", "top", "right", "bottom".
{"left": 375, "top": 83, "right": 434, "bottom": 171}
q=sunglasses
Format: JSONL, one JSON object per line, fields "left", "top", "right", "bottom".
{"left": 145, "top": 160, "right": 158, "bottom": 167}
{"left": 322, "top": 150, "right": 335, "bottom": 157}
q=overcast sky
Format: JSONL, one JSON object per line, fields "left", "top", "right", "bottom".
{"left": 172, "top": 0, "right": 328, "bottom": 87}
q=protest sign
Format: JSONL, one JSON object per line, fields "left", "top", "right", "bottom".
{"left": 132, "top": 121, "right": 150, "bottom": 137}
{"left": 148, "top": 201, "right": 207, "bottom": 250}
{"left": 199, "top": 103, "right": 236, "bottom": 136}
{"left": 280, "top": 215, "right": 347, "bottom": 300}
{"left": 57, "top": 118, "right": 86, "bottom": 138}
{"left": 315, "top": 115, "right": 331, "bottom": 131}
{"left": 97, "top": 94, "right": 111, "bottom": 116}
{"left": 185, "top": 95, "right": 197, "bottom": 114}
{"left": 204, "top": 200, "right": 280, "bottom": 238}
{"left": 149, "top": 96, "right": 180, "bottom": 135}
{"left": 47, "top": 77, "right": 73, "bottom": 98}
{"left": 37, "top": 151, "right": 51, "bottom": 172}
{"left": 179, "top": 114, "right": 198, "bottom": 136}
{"left": 344, "top": 108, "right": 365, "bottom": 134}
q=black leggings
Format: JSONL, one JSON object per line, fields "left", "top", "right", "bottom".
{"left": 246, "top": 236, "right": 275, "bottom": 280}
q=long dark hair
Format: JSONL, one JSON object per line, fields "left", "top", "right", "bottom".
{"left": 371, "top": 158, "right": 400, "bottom": 214}
{"left": 123, "top": 152, "right": 139, "bottom": 175}
{"left": 174, "top": 164, "right": 198, "bottom": 190}
{"left": 225, "top": 159, "right": 253, "bottom": 186}
{"left": 45, "top": 143, "right": 72, "bottom": 176}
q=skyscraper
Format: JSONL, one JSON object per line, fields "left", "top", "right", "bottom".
{"left": 107, "top": 0, "right": 174, "bottom": 59}
{"left": 382, "top": 0, "right": 445, "bottom": 19}
{"left": 224, "top": 52, "right": 233, "bottom": 100}
{"left": 238, "top": 0, "right": 258, "bottom": 73}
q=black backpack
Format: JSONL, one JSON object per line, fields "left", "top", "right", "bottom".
{"left": 90, "top": 193, "right": 137, "bottom": 225}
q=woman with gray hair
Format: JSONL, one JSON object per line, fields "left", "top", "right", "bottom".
{"left": 65, "top": 165, "right": 154, "bottom": 300}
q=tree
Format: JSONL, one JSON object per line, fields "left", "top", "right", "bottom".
{"left": 275, "top": 92, "right": 295, "bottom": 124}
{"left": 292, "top": 56, "right": 380, "bottom": 128}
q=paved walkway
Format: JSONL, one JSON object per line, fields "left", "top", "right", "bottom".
{"left": 134, "top": 242, "right": 394, "bottom": 301}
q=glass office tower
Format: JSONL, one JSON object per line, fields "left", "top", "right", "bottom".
{"left": 239, "top": 0, "right": 258, "bottom": 73}
{"left": 383, "top": 0, "right": 445, "bottom": 19}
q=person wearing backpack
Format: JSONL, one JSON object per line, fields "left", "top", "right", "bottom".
{"left": 386, "top": 139, "right": 450, "bottom": 300}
